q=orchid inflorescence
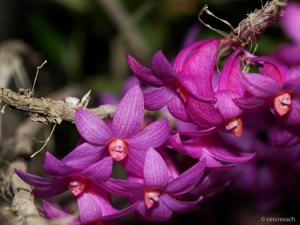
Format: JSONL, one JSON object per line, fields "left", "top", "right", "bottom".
{"left": 15, "top": 3, "right": 300, "bottom": 225}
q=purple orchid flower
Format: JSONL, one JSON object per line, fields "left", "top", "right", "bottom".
{"left": 167, "top": 132, "right": 255, "bottom": 168}
{"left": 104, "top": 148, "right": 206, "bottom": 222}
{"left": 187, "top": 49, "right": 246, "bottom": 137}
{"left": 126, "top": 39, "right": 220, "bottom": 122}
{"left": 235, "top": 59, "right": 300, "bottom": 126}
{"left": 74, "top": 85, "right": 169, "bottom": 177}
{"left": 16, "top": 152, "right": 136, "bottom": 225}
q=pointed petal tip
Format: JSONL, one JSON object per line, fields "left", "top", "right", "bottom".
{"left": 125, "top": 53, "right": 135, "bottom": 63}
{"left": 144, "top": 147, "right": 169, "bottom": 189}
{"left": 153, "top": 50, "right": 163, "bottom": 57}
{"left": 112, "top": 84, "right": 144, "bottom": 138}
{"left": 14, "top": 169, "right": 28, "bottom": 180}
{"left": 151, "top": 51, "right": 177, "bottom": 81}
{"left": 14, "top": 168, "right": 22, "bottom": 177}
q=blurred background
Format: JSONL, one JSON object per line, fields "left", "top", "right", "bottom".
{"left": 0, "top": 0, "right": 299, "bottom": 224}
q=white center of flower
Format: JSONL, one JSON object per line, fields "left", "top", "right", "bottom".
{"left": 108, "top": 139, "right": 128, "bottom": 161}
{"left": 274, "top": 92, "right": 292, "bottom": 116}
{"left": 144, "top": 190, "right": 160, "bottom": 209}
{"left": 68, "top": 176, "right": 87, "bottom": 197}
{"left": 225, "top": 117, "right": 243, "bottom": 137}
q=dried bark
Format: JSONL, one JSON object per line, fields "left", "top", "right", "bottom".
{"left": 0, "top": 87, "right": 115, "bottom": 124}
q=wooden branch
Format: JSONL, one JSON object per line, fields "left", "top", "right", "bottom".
{"left": 0, "top": 87, "right": 115, "bottom": 124}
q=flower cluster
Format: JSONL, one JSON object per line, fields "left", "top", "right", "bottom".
{"left": 15, "top": 7, "right": 300, "bottom": 224}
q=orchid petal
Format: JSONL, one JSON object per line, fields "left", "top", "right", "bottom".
{"left": 234, "top": 96, "right": 267, "bottom": 110}
{"left": 144, "top": 148, "right": 169, "bottom": 189}
{"left": 63, "top": 143, "right": 105, "bottom": 170}
{"left": 43, "top": 152, "right": 76, "bottom": 176}
{"left": 127, "top": 119, "right": 169, "bottom": 150}
{"left": 33, "top": 179, "right": 68, "bottom": 197}
{"left": 165, "top": 159, "right": 206, "bottom": 196}
{"left": 161, "top": 194, "right": 202, "bottom": 213}
{"left": 112, "top": 85, "right": 144, "bottom": 138}
{"left": 218, "top": 49, "right": 245, "bottom": 96}
{"left": 166, "top": 133, "right": 189, "bottom": 155}
{"left": 122, "top": 148, "right": 146, "bottom": 178}
{"left": 92, "top": 188, "right": 119, "bottom": 217}
{"left": 103, "top": 178, "right": 144, "bottom": 197}
{"left": 215, "top": 91, "right": 243, "bottom": 120}
{"left": 257, "top": 57, "right": 287, "bottom": 83}
{"left": 102, "top": 202, "right": 139, "bottom": 220}
{"left": 204, "top": 155, "right": 230, "bottom": 168}
{"left": 126, "top": 54, "right": 163, "bottom": 87}
{"left": 187, "top": 98, "right": 223, "bottom": 128}
{"left": 241, "top": 73, "right": 282, "bottom": 98}
{"left": 174, "top": 39, "right": 220, "bottom": 99}
{"left": 80, "top": 157, "right": 112, "bottom": 184}
{"left": 137, "top": 201, "right": 172, "bottom": 222}
{"left": 15, "top": 169, "right": 67, "bottom": 198}
{"left": 167, "top": 95, "right": 191, "bottom": 122}
{"left": 178, "top": 127, "right": 217, "bottom": 137}
{"left": 15, "top": 169, "right": 54, "bottom": 186}
{"left": 144, "top": 86, "right": 174, "bottom": 110}
{"left": 77, "top": 191, "right": 103, "bottom": 224}
{"left": 204, "top": 138, "right": 256, "bottom": 163}
{"left": 152, "top": 51, "right": 177, "bottom": 82}
{"left": 75, "top": 109, "right": 112, "bottom": 145}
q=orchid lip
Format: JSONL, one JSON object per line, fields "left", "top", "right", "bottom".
{"left": 107, "top": 139, "right": 128, "bottom": 161}
{"left": 68, "top": 176, "right": 87, "bottom": 197}
{"left": 225, "top": 117, "right": 243, "bottom": 137}
{"left": 144, "top": 189, "right": 160, "bottom": 209}
{"left": 273, "top": 92, "right": 292, "bottom": 116}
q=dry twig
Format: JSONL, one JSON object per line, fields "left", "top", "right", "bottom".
{"left": 0, "top": 87, "right": 115, "bottom": 124}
